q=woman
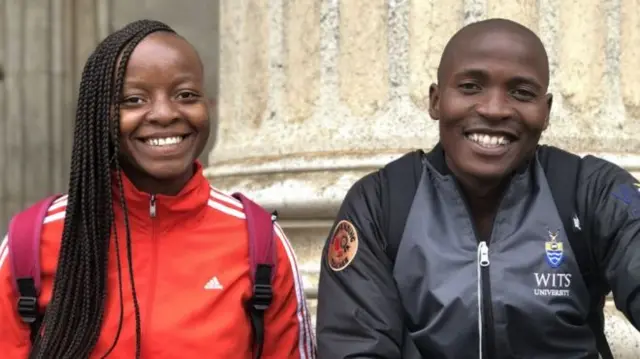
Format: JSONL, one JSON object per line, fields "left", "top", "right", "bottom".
{"left": 0, "top": 19, "right": 315, "bottom": 359}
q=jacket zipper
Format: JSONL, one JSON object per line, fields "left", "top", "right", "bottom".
{"left": 453, "top": 180, "right": 503, "bottom": 358}
{"left": 477, "top": 241, "right": 495, "bottom": 359}
{"left": 457, "top": 194, "right": 498, "bottom": 358}
{"left": 143, "top": 194, "right": 158, "bottom": 356}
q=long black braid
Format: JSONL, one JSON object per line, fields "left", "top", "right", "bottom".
{"left": 30, "top": 20, "right": 175, "bottom": 359}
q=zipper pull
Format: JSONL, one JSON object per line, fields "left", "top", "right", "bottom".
{"left": 149, "top": 195, "right": 157, "bottom": 218}
{"left": 478, "top": 241, "right": 490, "bottom": 267}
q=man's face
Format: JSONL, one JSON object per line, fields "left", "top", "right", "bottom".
{"left": 429, "top": 29, "right": 552, "bottom": 182}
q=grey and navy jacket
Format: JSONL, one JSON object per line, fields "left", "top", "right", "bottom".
{"left": 315, "top": 144, "right": 640, "bottom": 358}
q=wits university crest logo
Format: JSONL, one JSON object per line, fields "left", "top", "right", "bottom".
{"left": 544, "top": 229, "right": 564, "bottom": 268}
{"left": 534, "top": 229, "right": 572, "bottom": 297}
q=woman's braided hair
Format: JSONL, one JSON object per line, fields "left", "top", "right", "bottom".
{"left": 30, "top": 19, "right": 175, "bottom": 359}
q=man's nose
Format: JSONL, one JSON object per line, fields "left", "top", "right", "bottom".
{"left": 475, "top": 89, "right": 514, "bottom": 121}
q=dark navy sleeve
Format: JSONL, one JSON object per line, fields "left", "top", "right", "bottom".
{"left": 315, "top": 172, "right": 404, "bottom": 359}
{"left": 579, "top": 156, "right": 640, "bottom": 327}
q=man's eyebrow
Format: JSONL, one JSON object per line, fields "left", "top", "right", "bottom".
{"left": 452, "top": 68, "right": 544, "bottom": 90}
{"left": 451, "top": 68, "right": 489, "bottom": 80}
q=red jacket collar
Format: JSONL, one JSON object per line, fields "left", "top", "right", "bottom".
{"left": 112, "top": 161, "right": 210, "bottom": 233}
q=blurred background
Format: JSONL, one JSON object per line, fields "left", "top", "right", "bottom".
{"left": 1, "top": 0, "right": 639, "bottom": 355}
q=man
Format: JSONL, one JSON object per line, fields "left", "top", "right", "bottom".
{"left": 315, "top": 18, "right": 640, "bottom": 358}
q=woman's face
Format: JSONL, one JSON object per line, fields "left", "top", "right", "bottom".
{"left": 118, "top": 31, "right": 210, "bottom": 194}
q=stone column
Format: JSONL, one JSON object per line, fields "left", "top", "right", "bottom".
{"left": 209, "top": 0, "right": 640, "bottom": 356}
{"left": 0, "top": 0, "right": 85, "bottom": 232}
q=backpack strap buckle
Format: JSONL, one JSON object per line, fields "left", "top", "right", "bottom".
{"left": 250, "top": 282, "right": 273, "bottom": 311}
{"left": 15, "top": 277, "right": 40, "bottom": 325}
{"left": 17, "top": 295, "right": 39, "bottom": 324}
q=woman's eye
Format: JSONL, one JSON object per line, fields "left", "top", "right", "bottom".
{"left": 123, "top": 96, "right": 144, "bottom": 105}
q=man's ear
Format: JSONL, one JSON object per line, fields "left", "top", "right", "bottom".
{"left": 543, "top": 93, "right": 553, "bottom": 130}
{"left": 428, "top": 83, "right": 440, "bottom": 121}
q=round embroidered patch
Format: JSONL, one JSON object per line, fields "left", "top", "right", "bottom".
{"left": 327, "top": 220, "right": 359, "bottom": 271}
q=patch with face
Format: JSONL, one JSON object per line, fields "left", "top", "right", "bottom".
{"left": 430, "top": 20, "right": 551, "bottom": 182}
{"left": 117, "top": 31, "right": 210, "bottom": 192}
{"left": 327, "top": 220, "right": 359, "bottom": 271}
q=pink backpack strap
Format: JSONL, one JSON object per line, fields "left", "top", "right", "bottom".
{"left": 232, "top": 192, "right": 276, "bottom": 359}
{"left": 8, "top": 195, "right": 60, "bottom": 339}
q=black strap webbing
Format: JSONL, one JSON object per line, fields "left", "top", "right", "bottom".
{"left": 247, "top": 264, "right": 273, "bottom": 359}
{"left": 383, "top": 150, "right": 425, "bottom": 262}
{"left": 16, "top": 277, "right": 43, "bottom": 344}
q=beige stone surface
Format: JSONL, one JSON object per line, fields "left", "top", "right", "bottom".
{"left": 409, "top": 0, "right": 464, "bottom": 111}
{"left": 339, "top": 0, "right": 389, "bottom": 117}
{"left": 243, "top": 2, "right": 270, "bottom": 128}
{"left": 212, "top": 0, "right": 640, "bottom": 356}
{"left": 605, "top": 302, "right": 640, "bottom": 357}
{"left": 219, "top": 0, "right": 242, "bottom": 138}
{"left": 285, "top": 0, "right": 321, "bottom": 124}
{"left": 487, "top": 0, "right": 539, "bottom": 31}
{"left": 557, "top": 0, "right": 606, "bottom": 131}
{"left": 621, "top": 0, "right": 640, "bottom": 120}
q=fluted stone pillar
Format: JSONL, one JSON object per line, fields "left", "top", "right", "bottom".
{"left": 209, "top": 0, "right": 640, "bottom": 356}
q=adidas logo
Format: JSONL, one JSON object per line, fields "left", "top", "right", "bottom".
{"left": 204, "top": 276, "right": 224, "bottom": 290}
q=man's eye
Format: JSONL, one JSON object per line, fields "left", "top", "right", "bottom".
{"left": 459, "top": 83, "right": 481, "bottom": 92}
{"left": 177, "top": 92, "right": 199, "bottom": 100}
{"left": 512, "top": 89, "right": 536, "bottom": 101}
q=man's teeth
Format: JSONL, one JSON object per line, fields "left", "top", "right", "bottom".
{"left": 146, "top": 136, "right": 184, "bottom": 146}
{"left": 467, "top": 133, "right": 510, "bottom": 147}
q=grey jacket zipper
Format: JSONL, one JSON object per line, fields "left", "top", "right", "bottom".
{"left": 477, "top": 241, "right": 491, "bottom": 358}
{"left": 452, "top": 176, "right": 500, "bottom": 358}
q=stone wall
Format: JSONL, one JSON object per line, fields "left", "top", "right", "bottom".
{"left": 210, "top": 0, "right": 640, "bottom": 357}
